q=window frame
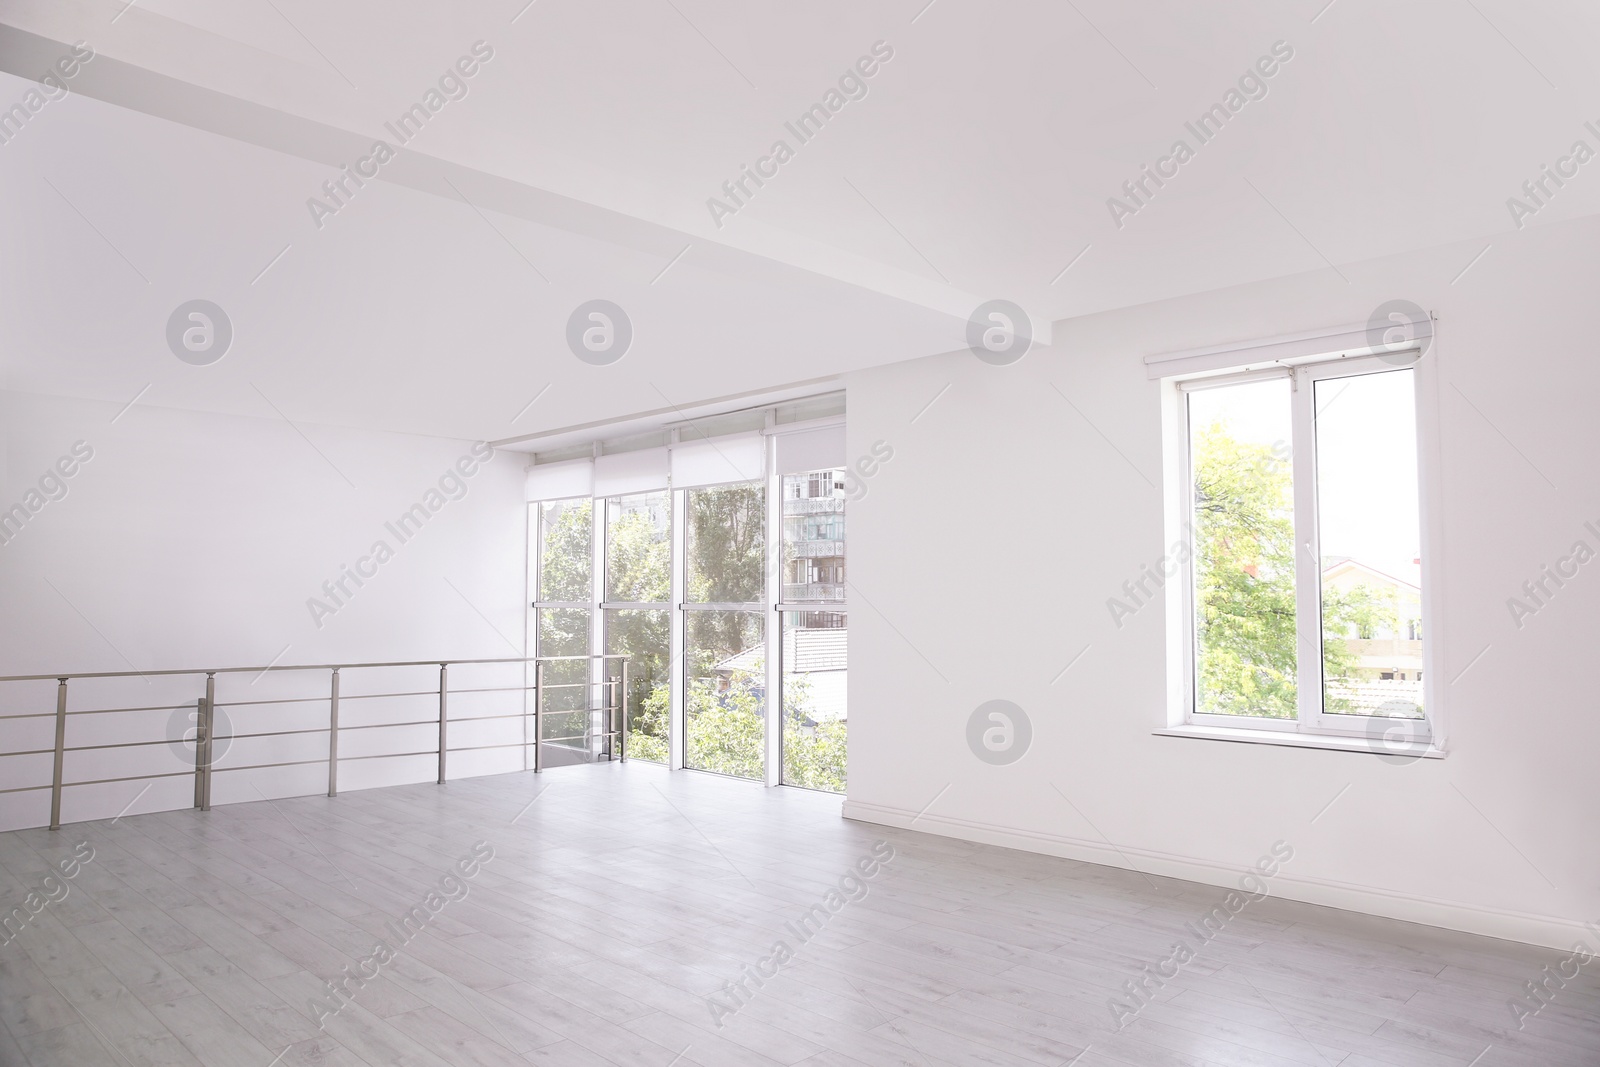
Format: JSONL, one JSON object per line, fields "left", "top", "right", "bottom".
{"left": 522, "top": 417, "right": 850, "bottom": 786}
{"left": 1166, "top": 349, "right": 1444, "bottom": 752}
{"left": 679, "top": 477, "right": 769, "bottom": 782}
{"left": 775, "top": 462, "right": 851, "bottom": 792}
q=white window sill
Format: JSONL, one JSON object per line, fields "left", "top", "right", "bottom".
{"left": 1154, "top": 724, "right": 1446, "bottom": 759}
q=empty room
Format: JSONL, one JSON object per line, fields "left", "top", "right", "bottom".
{"left": 1, "top": 2, "right": 1597, "bottom": 1065}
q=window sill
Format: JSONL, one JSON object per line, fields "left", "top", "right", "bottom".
{"left": 1153, "top": 724, "right": 1445, "bottom": 759}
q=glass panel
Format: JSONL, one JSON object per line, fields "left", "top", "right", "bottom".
{"left": 684, "top": 610, "right": 765, "bottom": 780}
{"left": 537, "top": 607, "right": 595, "bottom": 766}
{"left": 685, "top": 482, "right": 765, "bottom": 603}
{"left": 605, "top": 492, "right": 670, "bottom": 602}
{"left": 781, "top": 610, "right": 847, "bottom": 792}
{"left": 782, "top": 469, "right": 846, "bottom": 603}
{"left": 1314, "top": 369, "right": 1423, "bottom": 718}
{"left": 1189, "top": 378, "right": 1297, "bottom": 718}
{"left": 537, "top": 499, "right": 591, "bottom": 603}
{"left": 606, "top": 608, "right": 669, "bottom": 763}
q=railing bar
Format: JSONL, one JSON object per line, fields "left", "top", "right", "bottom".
{"left": 337, "top": 750, "right": 440, "bottom": 762}
{"left": 0, "top": 654, "right": 630, "bottom": 684}
{"left": 336, "top": 719, "right": 441, "bottom": 731}
{"left": 216, "top": 728, "right": 331, "bottom": 740}
{"left": 212, "top": 758, "right": 331, "bottom": 773}
{"left": 13, "top": 685, "right": 564, "bottom": 717}
{"left": 0, "top": 784, "right": 53, "bottom": 794}
{"left": 61, "top": 704, "right": 198, "bottom": 716}
{"left": 437, "top": 685, "right": 545, "bottom": 695}
{"left": 1, "top": 748, "right": 57, "bottom": 757}
{"left": 532, "top": 707, "right": 623, "bottom": 715}
{"left": 61, "top": 771, "right": 195, "bottom": 787}
{"left": 66, "top": 738, "right": 207, "bottom": 752}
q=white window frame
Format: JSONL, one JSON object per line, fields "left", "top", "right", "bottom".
{"left": 1161, "top": 348, "right": 1446, "bottom": 755}
{"left": 523, "top": 412, "right": 849, "bottom": 785}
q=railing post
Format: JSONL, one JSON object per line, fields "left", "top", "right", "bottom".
{"left": 200, "top": 673, "right": 215, "bottom": 811}
{"left": 192, "top": 696, "right": 206, "bottom": 809}
{"left": 603, "top": 675, "right": 615, "bottom": 761}
{"left": 328, "top": 669, "right": 341, "bottom": 798}
{"left": 437, "top": 664, "right": 448, "bottom": 785}
{"left": 49, "top": 678, "right": 67, "bottom": 831}
{"left": 533, "top": 661, "right": 543, "bottom": 774}
{"left": 619, "top": 658, "right": 628, "bottom": 763}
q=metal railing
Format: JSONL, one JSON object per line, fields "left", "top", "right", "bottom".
{"left": 781, "top": 583, "right": 846, "bottom": 602}
{"left": 0, "top": 654, "right": 628, "bottom": 831}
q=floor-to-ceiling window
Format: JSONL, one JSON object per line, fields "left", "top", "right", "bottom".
{"left": 682, "top": 481, "right": 766, "bottom": 780}
{"left": 603, "top": 491, "right": 671, "bottom": 763}
{"left": 779, "top": 468, "right": 848, "bottom": 791}
{"left": 532, "top": 498, "right": 593, "bottom": 767}
{"left": 524, "top": 400, "right": 846, "bottom": 788}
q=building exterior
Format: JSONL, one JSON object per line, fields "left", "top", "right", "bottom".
{"left": 1322, "top": 556, "right": 1423, "bottom": 711}
{"left": 783, "top": 469, "right": 847, "bottom": 612}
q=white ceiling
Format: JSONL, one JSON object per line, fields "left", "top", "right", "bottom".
{"left": 2, "top": 0, "right": 1597, "bottom": 440}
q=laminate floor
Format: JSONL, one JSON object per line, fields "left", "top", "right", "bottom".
{"left": 1, "top": 762, "right": 1595, "bottom": 1067}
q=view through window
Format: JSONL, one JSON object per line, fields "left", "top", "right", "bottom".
{"left": 534, "top": 499, "right": 593, "bottom": 765}
{"left": 683, "top": 483, "right": 766, "bottom": 780}
{"left": 605, "top": 492, "right": 671, "bottom": 762}
{"left": 1184, "top": 359, "right": 1426, "bottom": 732}
{"left": 528, "top": 439, "right": 849, "bottom": 792}
{"left": 781, "top": 468, "right": 847, "bottom": 791}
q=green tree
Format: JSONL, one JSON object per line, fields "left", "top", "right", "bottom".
{"left": 684, "top": 484, "right": 764, "bottom": 667}
{"left": 781, "top": 673, "right": 846, "bottom": 793}
{"left": 537, "top": 502, "right": 594, "bottom": 737}
{"left": 538, "top": 500, "right": 591, "bottom": 603}
{"left": 628, "top": 682, "right": 671, "bottom": 763}
{"left": 604, "top": 499, "right": 670, "bottom": 757}
{"left": 684, "top": 667, "right": 766, "bottom": 779}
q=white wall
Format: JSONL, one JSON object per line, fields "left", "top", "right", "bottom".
{"left": 843, "top": 212, "right": 1600, "bottom": 950}
{"left": 0, "top": 390, "right": 530, "bottom": 831}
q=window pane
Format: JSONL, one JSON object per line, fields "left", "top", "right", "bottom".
{"left": 1315, "top": 369, "right": 1423, "bottom": 718}
{"left": 606, "top": 608, "right": 669, "bottom": 763}
{"left": 605, "top": 492, "right": 670, "bottom": 602}
{"left": 782, "top": 469, "right": 846, "bottom": 603}
{"left": 685, "top": 483, "right": 765, "bottom": 603}
{"left": 537, "top": 607, "right": 595, "bottom": 766}
{"left": 685, "top": 610, "right": 765, "bottom": 780}
{"left": 781, "top": 610, "right": 847, "bottom": 792}
{"left": 1189, "top": 378, "right": 1297, "bottom": 718}
{"left": 538, "top": 500, "right": 591, "bottom": 602}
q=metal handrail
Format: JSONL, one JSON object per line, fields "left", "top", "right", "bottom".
{"left": 0, "top": 653, "right": 609, "bottom": 684}
{"left": 0, "top": 654, "right": 629, "bottom": 831}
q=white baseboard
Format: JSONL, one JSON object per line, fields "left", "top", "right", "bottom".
{"left": 841, "top": 798, "right": 1596, "bottom": 952}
